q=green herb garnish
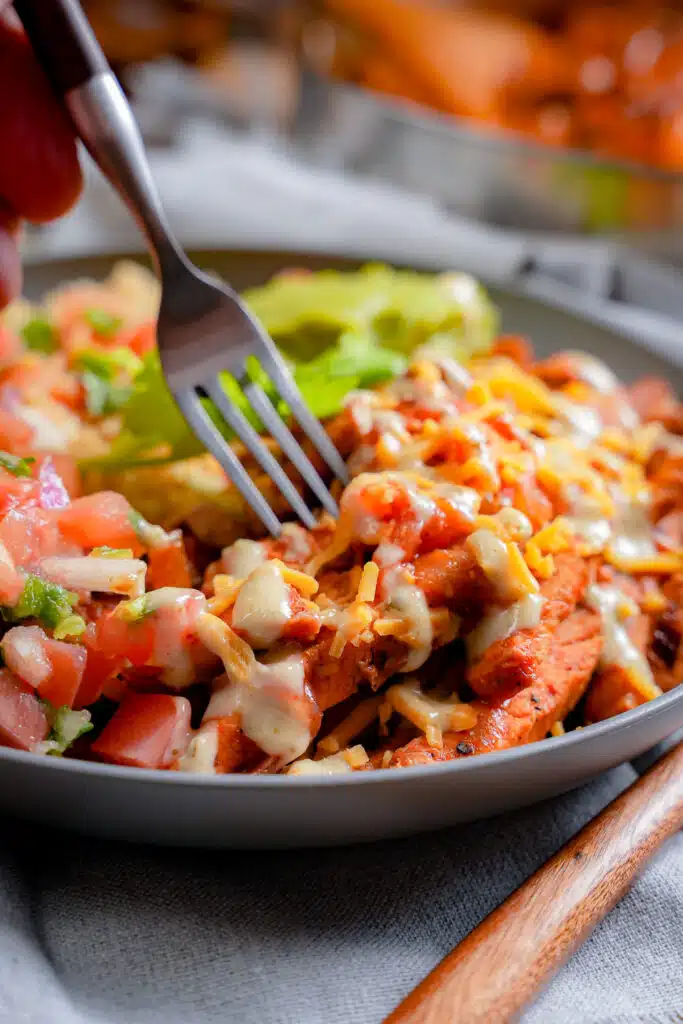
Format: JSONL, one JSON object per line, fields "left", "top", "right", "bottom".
{"left": 0, "top": 451, "right": 35, "bottom": 478}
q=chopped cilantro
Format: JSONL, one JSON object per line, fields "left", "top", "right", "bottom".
{"left": 115, "top": 595, "right": 149, "bottom": 623}
{"left": 74, "top": 347, "right": 142, "bottom": 380}
{"left": 21, "top": 317, "right": 57, "bottom": 354}
{"left": 40, "top": 704, "right": 93, "bottom": 756}
{"left": 0, "top": 451, "right": 35, "bottom": 478}
{"left": 52, "top": 614, "right": 87, "bottom": 640}
{"left": 81, "top": 370, "right": 131, "bottom": 417}
{"left": 84, "top": 308, "right": 123, "bottom": 337}
{"left": 1, "top": 574, "right": 78, "bottom": 629}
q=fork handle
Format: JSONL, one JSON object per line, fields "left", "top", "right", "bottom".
{"left": 12, "top": 0, "right": 106, "bottom": 93}
{"left": 13, "top": 0, "right": 184, "bottom": 273}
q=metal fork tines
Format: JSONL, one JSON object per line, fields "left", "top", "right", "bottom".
{"left": 173, "top": 332, "right": 349, "bottom": 537}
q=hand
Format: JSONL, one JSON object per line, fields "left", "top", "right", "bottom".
{"left": 0, "top": 2, "right": 82, "bottom": 309}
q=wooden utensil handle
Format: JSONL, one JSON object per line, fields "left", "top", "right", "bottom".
{"left": 385, "top": 740, "right": 683, "bottom": 1024}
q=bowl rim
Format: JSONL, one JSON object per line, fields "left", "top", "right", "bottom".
{"left": 1, "top": 685, "right": 680, "bottom": 790}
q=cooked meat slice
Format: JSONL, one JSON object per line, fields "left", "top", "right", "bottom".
{"left": 466, "top": 552, "right": 589, "bottom": 699}
{"left": 386, "top": 608, "right": 601, "bottom": 767}
{"left": 412, "top": 544, "right": 492, "bottom": 613}
{"left": 304, "top": 632, "right": 407, "bottom": 712}
{"left": 629, "top": 377, "right": 683, "bottom": 434}
{"left": 649, "top": 572, "right": 683, "bottom": 694}
{"left": 585, "top": 612, "right": 653, "bottom": 723}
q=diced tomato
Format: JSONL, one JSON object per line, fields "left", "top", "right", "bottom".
{"left": 117, "top": 321, "right": 156, "bottom": 356}
{"left": 0, "top": 471, "right": 36, "bottom": 517}
{"left": 280, "top": 589, "right": 322, "bottom": 644}
{"left": 97, "top": 590, "right": 207, "bottom": 686}
{"left": 0, "top": 540, "right": 24, "bottom": 604}
{"left": 147, "top": 536, "right": 192, "bottom": 590}
{"left": 36, "top": 638, "right": 87, "bottom": 709}
{"left": 492, "top": 335, "right": 533, "bottom": 368}
{"left": 73, "top": 626, "right": 125, "bottom": 709}
{"left": 96, "top": 610, "right": 156, "bottom": 667}
{"left": 0, "top": 328, "right": 21, "bottom": 368}
{"left": 0, "top": 504, "right": 67, "bottom": 566}
{"left": 0, "top": 407, "right": 33, "bottom": 453}
{"left": 0, "top": 668, "right": 49, "bottom": 751}
{"left": 92, "top": 692, "right": 191, "bottom": 769}
{"left": 57, "top": 491, "right": 141, "bottom": 552}
{"left": 49, "top": 373, "right": 82, "bottom": 410}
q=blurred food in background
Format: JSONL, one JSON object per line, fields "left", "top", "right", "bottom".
{"left": 310, "top": 0, "right": 683, "bottom": 172}
{"left": 81, "top": 0, "right": 299, "bottom": 125}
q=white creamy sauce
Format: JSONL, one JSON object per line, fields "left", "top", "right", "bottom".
{"left": 584, "top": 584, "right": 655, "bottom": 686}
{"left": 146, "top": 587, "right": 204, "bottom": 613}
{"left": 346, "top": 444, "right": 377, "bottom": 476}
{"left": 543, "top": 439, "right": 577, "bottom": 475}
{"left": 389, "top": 375, "right": 458, "bottom": 415}
{"left": 146, "top": 589, "right": 206, "bottom": 689}
{"left": 436, "top": 357, "right": 473, "bottom": 397}
{"left": 202, "top": 625, "right": 313, "bottom": 764}
{"left": 343, "top": 472, "right": 439, "bottom": 544}
{"left": 386, "top": 677, "right": 476, "bottom": 737}
{"left": 221, "top": 538, "right": 266, "bottom": 578}
{"left": 345, "top": 390, "right": 380, "bottom": 435}
{"left": 346, "top": 393, "right": 409, "bottom": 442}
{"left": 563, "top": 352, "right": 619, "bottom": 394}
{"left": 287, "top": 752, "right": 353, "bottom": 776}
{"left": 232, "top": 562, "right": 291, "bottom": 648}
{"left": 176, "top": 722, "right": 219, "bottom": 774}
{"left": 466, "top": 593, "right": 544, "bottom": 662}
{"left": 565, "top": 510, "right": 612, "bottom": 553}
{"left": 460, "top": 422, "right": 499, "bottom": 490}
{"left": 382, "top": 571, "right": 434, "bottom": 672}
{"left": 373, "top": 542, "right": 407, "bottom": 568}
{"left": 466, "top": 529, "right": 537, "bottom": 604}
{"left": 278, "top": 523, "right": 313, "bottom": 564}
{"left": 493, "top": 507, "right": 533, "bottom": 542}
{"left": 609, "top": 500, "right": 656, "bottom": 561}
{"left": 403, "top": 481, "right": 438, "bottom": 533}
{"left": 373, "top": 409, "right": 411, "bottom": 441}
{"left": 553, "top": 394, "right": 603, "bottom": 443}
{"left": 431, "top": 481, "right": 481, "bottom": 521}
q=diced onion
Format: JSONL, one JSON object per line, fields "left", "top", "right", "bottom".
{"left": 40, "top": 556, "right": 146, "bottom": 598}
{"left": 2, "top": 626, "right": 51, "bottom": 688}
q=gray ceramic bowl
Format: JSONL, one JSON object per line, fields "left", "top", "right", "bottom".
{"left": 2, "top": 248, "right": 682, "bottom": 850}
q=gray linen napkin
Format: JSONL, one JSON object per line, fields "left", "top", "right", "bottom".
{"left": 1, "top": 765, "right": 682, "bottom": 1024}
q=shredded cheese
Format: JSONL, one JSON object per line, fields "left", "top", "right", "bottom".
{"left": 385, "top": 678, "right": 478, "bottom": 748}
{"left": 356, "top": 562, "right": 379, "bottom": 604}
{"left": 270, "top": 558, "right": 319, "bottom": 598}
{"left": 316, "top": 696, "right": 383, "bottom": 756}
{"left": 288, "top": 745, "right": 369, "bottom": 776}
{"left": 604, "top": 550, "right": 683, "bottom": 575}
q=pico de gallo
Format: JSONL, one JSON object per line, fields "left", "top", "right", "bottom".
{"left": 0, "top": 261, "right": 681, "bottom": 775}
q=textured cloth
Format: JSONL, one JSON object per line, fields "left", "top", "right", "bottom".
{"left": 7, "top": 125, "right": 683, "bottom": 1024}
{"left": 1, "top": 767, "right": 682, "bottom": 1024}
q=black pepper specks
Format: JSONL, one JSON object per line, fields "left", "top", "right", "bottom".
{"left": 456, "top": 742, "right": 475, "bottom": 756}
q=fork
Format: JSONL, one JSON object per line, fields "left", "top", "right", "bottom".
{"left": 14, "top": 0, "right": 348, "bottom": 536}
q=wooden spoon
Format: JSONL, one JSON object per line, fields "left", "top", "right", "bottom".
{"left": 384, "top": 739, "right": 683, "bottom": 1024}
